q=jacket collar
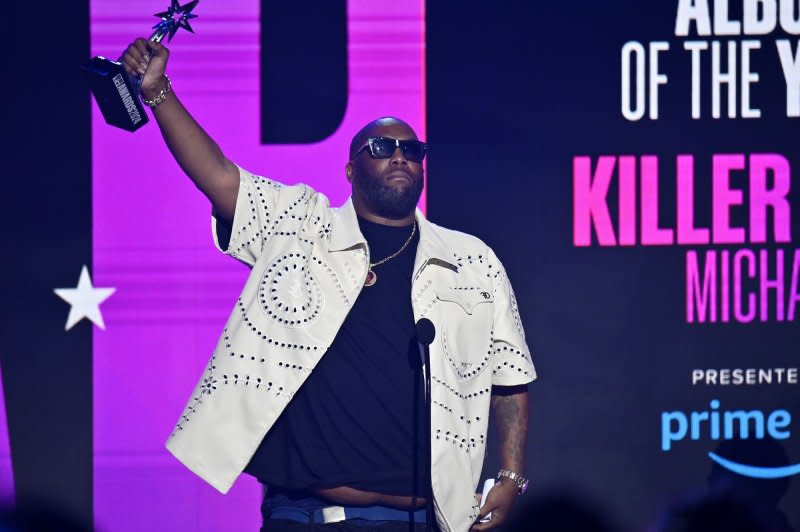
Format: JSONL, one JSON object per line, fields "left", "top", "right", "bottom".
{"left": 328, "top": 198, "right": 365, "bottom": 252}
{"left": 328, "top": 198, "right": 459, "bottom": 274}
{"left": 413, "top": 209, "right": 459, "bottom": 276}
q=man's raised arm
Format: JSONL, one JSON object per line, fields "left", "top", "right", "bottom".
{"left": 122, "top": 38, "right": 239, "bottom": 224}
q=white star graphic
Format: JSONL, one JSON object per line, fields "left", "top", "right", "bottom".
{"left": 54, "top": 265, "right": 116, "bottom": 331}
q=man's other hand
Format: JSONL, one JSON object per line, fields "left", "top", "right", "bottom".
{"left": 471, "top": 479, "right": 519, "bottom": 530}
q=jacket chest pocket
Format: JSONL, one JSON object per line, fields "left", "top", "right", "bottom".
{"left": 435, "top": 288, "right": 494, "bottom": 380}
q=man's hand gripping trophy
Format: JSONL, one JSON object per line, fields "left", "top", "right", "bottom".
{"left": 122, "top": 39, "right": 171, "bottom": 106}
{"left": 84, "top": 0, "right": 199, "bottom": 131}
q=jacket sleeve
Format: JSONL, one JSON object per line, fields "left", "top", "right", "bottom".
{"left": 211, "top": 165, "right": 314, "bottom": 267}
{"left": 488, "top": 248, "right": 537, "bottom": 386}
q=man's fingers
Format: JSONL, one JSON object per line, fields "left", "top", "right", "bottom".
{"left": 145, "top": 40, "right": 169, "bottom": 62}
{"left": 489, "top": 508, "right": 506, "bottom": 525}
{"left": 121, "top": 38, "right": 169, "bottom": 79}
{"left": 122, "top": 56, "right": 141, "bottom": 76}
{"left": 470, "top": 503, "right": 497, "bottom": 531}
{"left": 471, "top": 510, "right": 506, "bottom": 531}
{"left": 133, "top": 38, "right": 149, "bottom": 59}
{"left": 470, "top": 516, "right": 490, "bottom": 531}
{"left": 125, "top": 43, "right": 143, "bottom": 64}
{"left": 470, "top": 518, "right": 496, "bottom": 531}
{"left": 478, "top": 492, "right": 501, "bottom": 516}
{"left": 471, "top": 484, "right": 516, "bottom": 531}
{"left": 147, "top": 40, "right": 164, "bottom": 55}
{"left": 123, "top": 55, "right": 145, "bottom": 76}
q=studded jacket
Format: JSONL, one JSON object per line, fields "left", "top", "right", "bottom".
{"left": 166, "top": 166, "right": 537, "bottom": 532}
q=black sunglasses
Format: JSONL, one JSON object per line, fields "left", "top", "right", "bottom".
{"left": 356, "top": 136, "right": 428, "bottom": 163}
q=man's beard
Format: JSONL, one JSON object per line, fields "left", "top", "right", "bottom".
{"left": 356, "top": 173, "right": 424, "bottom": 219}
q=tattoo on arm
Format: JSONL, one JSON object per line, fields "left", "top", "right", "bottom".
{"left": 491, "top": 385, "right": 529, "bottom": 473}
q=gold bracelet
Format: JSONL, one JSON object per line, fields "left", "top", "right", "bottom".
{"left": 142, "top": 75, "right": 172, "bottom": 108}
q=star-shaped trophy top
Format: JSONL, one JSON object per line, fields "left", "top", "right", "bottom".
{"left": 151, "top": 0, "right": 199, "bottom": 43}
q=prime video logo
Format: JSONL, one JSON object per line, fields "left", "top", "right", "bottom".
{"left": 661, "top": 400, "right": 800, "bottom": 478}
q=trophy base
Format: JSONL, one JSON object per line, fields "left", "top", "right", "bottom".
{"left": 83, "top": 57, "right": 149, "bottom": 132}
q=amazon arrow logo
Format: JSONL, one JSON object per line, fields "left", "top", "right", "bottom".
{"left": 709, "top": 451, "right": 800, "bottom": 479}
{"left": 661, "top": 400, "right": 799, "bottom": 478}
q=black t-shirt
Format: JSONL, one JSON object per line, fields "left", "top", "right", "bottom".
{"left": 244, "top": 216, "right": 427, "bottom": 496}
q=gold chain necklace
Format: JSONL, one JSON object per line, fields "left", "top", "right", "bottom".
{"left": 364, "top": 220, "right": 417, "bottom": 287}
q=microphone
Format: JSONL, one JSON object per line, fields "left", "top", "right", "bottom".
{"left": 415, "top": 318, "right": 435, "bottom": 346}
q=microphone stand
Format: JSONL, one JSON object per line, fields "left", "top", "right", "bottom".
{"left": 420, "top": 340, "right": 433, "bottom": 532}
{"left": 415, "top": 318, "right": 435, "bottom": 532}
{"left": 410, "top": 360, "right": 420, "bottom": 532}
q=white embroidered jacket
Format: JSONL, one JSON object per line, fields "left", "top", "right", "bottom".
{"left": 166, "top": 167, "right": 537, "bottom": 532}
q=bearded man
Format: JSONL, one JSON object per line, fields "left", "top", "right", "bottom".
{"left": 122, "top": 38, "right": 536, "bottom": 532}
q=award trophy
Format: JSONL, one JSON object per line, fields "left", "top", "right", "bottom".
{"left": 84, "top": 0, "right": 199, "bottom": 132}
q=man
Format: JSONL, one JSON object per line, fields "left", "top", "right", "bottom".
{"left": 122, "top": 38, "right": 536, "bottom": 532}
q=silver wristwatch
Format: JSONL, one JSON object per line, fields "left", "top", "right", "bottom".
{"left": 496, "top": 469, "right": 529, "bottom": 494}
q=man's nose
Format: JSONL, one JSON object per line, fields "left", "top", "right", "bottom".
{"left": 390, "top": 146, "right": 408, "bottom": 165}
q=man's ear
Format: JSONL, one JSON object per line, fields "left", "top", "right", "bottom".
{"left": 345, "top": 161, "right": 353, "bottom": 182}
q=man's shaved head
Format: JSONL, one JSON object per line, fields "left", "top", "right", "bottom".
{"left": 349, "top": 117, "right": 417, "bottom": 160}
